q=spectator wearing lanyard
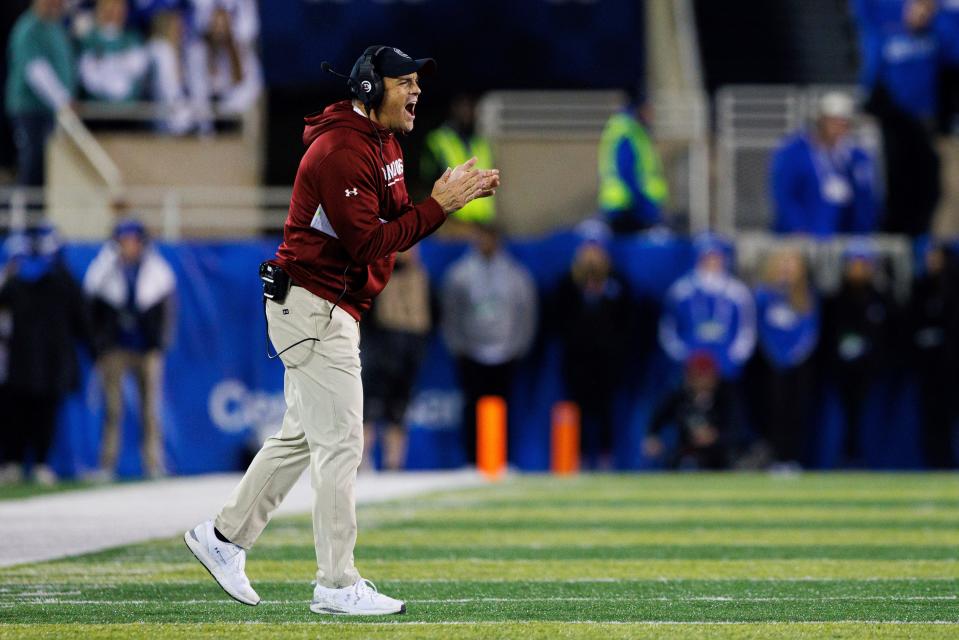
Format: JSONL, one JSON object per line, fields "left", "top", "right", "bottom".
{"left": 822, "top": 240, "right": 896, "bottom": 466}
{"left": 659, "top": 233, "right": 756, "bottom": 380}
{"left": 441, "top": 223, "right": 538, "bottom": 466}
{"left": 770, "top": 92, "right": 880, "bottom": 236}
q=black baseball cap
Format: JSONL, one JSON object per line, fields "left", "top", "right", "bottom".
{"left": 353, "top": 45, "right": 436, "bottom": 79}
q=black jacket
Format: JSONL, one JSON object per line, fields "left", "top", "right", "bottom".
{"left": 822, "top": 280, "right": 897, "bottom": 375}
{"left": 0, "top": 263, "right": 95, "bottom": 396}
{"left": 88, "top": 296, "right": 172, "bottom": 353}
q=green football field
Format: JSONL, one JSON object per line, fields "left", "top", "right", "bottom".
{"left": 2, "top": 473, "right": 959, "bottom": 639}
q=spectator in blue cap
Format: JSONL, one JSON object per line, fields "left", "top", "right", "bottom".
{"left": 83, "top": 219, "right": 176, "bottom": 480}
{"left": 659, "top": 233, "right": 756, "bottom": 379}
{"left": 770, "top": 92, "right": 880, "bottom": 237}
{"left": 821, "top": 238, "right": 896, "bottom": 466}
{"left": 0, "top": 224, "right": 94, "bottom": 486}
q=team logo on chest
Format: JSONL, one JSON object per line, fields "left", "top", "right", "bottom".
{"left": 382, "top": 158, "right": 404, "bottom": 186}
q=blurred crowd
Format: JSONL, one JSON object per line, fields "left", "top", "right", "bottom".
{"left": 0, "top": 219, "right": 175, "bottom": 485}
{"left": 3, "top": 0, "right": 959, "bottom": 480}
{"left": 357, "top": 222, "right": 959, "bottom": 474}
{"left": 6, "top": 0, "right": 262, "bottom": 187}
{"left": 646, "top": 232, "right": 959, "bottom": 472}
{"left": 5, "top": 218, "right": 956, "bottom": 481}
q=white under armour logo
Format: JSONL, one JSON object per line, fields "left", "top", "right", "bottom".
{"left": 345, "top": 188, "right": 358, "bottom": 197}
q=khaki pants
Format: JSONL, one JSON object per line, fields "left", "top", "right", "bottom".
{"left": 99, "top": 349, "right": 164, "bottom": 476}
{"left": 215, "top": 286, "right": 364, "bottom": 588}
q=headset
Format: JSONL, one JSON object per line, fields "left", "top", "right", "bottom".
{"left": 350, "top": 46, "right": 387, "bottom": 109}
{"left": 321, "top": 46, "right": 388, "bottom": 110}
{"left": 320, "top": 49, "right": 389, "bottom": 180}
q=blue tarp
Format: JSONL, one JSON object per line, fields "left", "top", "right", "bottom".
{"left": 45, "top": 232, "right": 930, "bottom": 477}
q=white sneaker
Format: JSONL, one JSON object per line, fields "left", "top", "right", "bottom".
{"left": 32, "top": 464, "right": 57, "bottom": 486}
{"left": 310, "top": 578, "right": 406, "bottom": 615}
{"left": 183, "top": 520, "right": 260, "bottom": 606}
{"left": 0, "top": 463, "right": 23, "bottom": 485}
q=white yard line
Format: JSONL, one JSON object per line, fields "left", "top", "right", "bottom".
{"left": 10, "top": 620, "right": 949, "bottom": 626}
{"left": 0, "top": 470, "right": 483, "bottom": 568}
{"left": 3, "top": 596, "right": 959, "bottom": 607}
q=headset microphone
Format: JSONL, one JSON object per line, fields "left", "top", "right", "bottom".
{"left": 320, "top": 62, "right": 350, "bottom": 80}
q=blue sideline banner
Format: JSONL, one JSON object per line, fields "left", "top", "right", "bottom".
{"left": 52, "top": 240, "right": 285, "bottom": 477}
{"left": 46, "top": 231, "right": 926, "bottom": 478}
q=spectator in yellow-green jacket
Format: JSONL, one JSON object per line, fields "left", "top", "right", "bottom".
{"left": 597, "top": 89, "right": 669, "bottom": 233}
{"left": 421, "top": 94, "right": 495, "bottom": 225}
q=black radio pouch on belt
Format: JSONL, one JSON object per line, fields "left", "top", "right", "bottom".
{"left": 259, "top": 261, "right": 291, "bottom": 303}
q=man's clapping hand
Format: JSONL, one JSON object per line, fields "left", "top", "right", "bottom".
{"left": 431, "top": 157, "right": 500, "bottom": 215}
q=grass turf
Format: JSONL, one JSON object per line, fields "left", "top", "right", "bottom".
{"left": 1, "top": 473, "right": 958, "bottom": 638}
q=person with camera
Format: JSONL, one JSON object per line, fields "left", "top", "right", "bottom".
{"left": 184, "top": 45, "right": 499, "bottom": 616}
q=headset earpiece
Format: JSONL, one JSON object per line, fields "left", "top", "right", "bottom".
{"left": 350, "top": 46, "right": 386, "bottom": 109}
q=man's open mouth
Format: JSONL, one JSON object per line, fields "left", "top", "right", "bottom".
{"left": 405, "top": 101, "right": 416, "bottom": 117}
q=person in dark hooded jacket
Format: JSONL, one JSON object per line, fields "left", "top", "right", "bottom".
{"left": 0, "top": 225, "right": 95, "bottom": 485}
{"left": 908, "top": 237, "right": 959, "bottom": 468}
{"left": 821, "top": 240, "right": 896, "bottom": 466}
{"left": 554, "top": 237, "right": 631, "bottom": 470}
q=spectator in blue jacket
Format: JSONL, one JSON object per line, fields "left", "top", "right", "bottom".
{"left": 659, "top": 233, "right": 756, "bottom": 379}
{"left": 752, "top": 247, "right": 820, "bottom": 468}
{"left": 770, "top": 92, "right": 880, "bottom": 236}
{"left": 853, "top": 0, "right": 943, "bottom": 235}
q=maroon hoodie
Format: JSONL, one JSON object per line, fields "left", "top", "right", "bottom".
{"left": 273, "top": 100, "right": 446, "bottom": 320}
